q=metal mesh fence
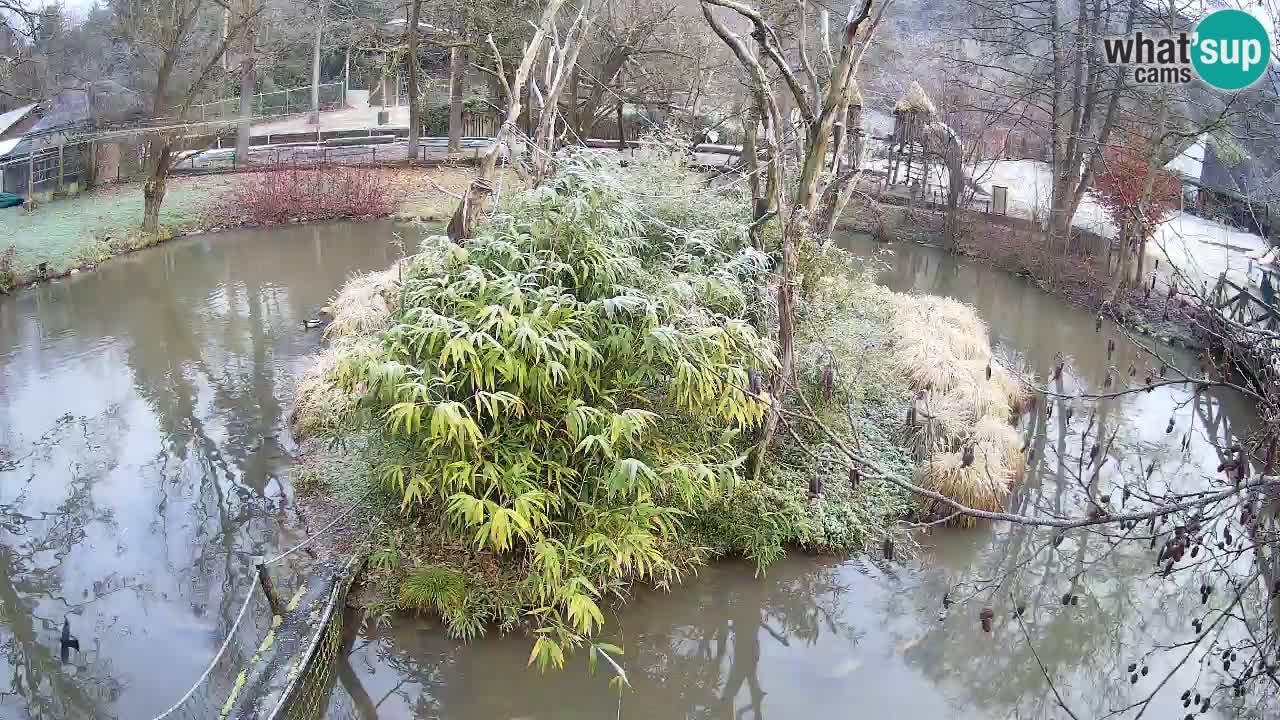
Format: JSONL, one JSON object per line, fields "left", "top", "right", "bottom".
{"left": 190, "top": 83, "right": 346, "bottom": 123}
{"left": 156, "top": 582, "right": 277, "bottom": 720}
{"left": 150, "top": 562, "right": 362, "bottom": 720}
{"left": 281, "top": 600, "right": 350, "bottom": 720}
{"left": 0, "top": 141, "right": 91, "bottom": 198}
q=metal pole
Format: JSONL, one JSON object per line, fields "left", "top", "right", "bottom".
{"left": 28, "top": 153, "right": 34, "bottom": 199}
{"left": 58, "top": 144, "right": 64, "bottom": 192}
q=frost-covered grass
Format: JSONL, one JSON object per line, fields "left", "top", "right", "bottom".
{"left": 1, "top": 177, "right": 233, "bottom": 275}
{"left": 0, "top": 166, "right": 473, "bottom": 283}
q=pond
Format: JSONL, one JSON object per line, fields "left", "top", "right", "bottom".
{"left": 0, "top": 224, "right": 1262, "bottom": 719}
{"left": 0, "top": 220, "right": 408, "bottom": 719}
{"left": 332, "top": 234, "right": 1262, "bottom": 720}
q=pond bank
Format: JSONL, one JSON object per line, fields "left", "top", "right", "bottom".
{"left": 838, "top": 200, "right": 1204, "bottom": 350}
{"left": 0, "top": 166, "right": 477, "bottom": 293}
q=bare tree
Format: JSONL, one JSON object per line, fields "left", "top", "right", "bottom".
{"left": 110, "top": 0, "right": 259, "bottom": 235}
{"left": 700, "top": 0, "right": 890, "bottom": 478}
{"left": 309, "top": 0, "right": 326, "bottom": 124}
{"left": 943, "top": 0, "right": 1133, "bottom": 252}
{"left": 528, "top": 1, "right": 593, "bottom": 185}
{"left": 448, "top": 43, "right": 464, "bottom": 152}
{"left": 446, "top": 0, "right": 568, "bottom": 241}
{"left": 234, "top": 0, "right": 261, "bottom": 161}
{"left": 405, "top": 0, "right": 422, "bottom": 160}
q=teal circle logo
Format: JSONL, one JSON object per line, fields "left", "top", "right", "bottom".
{"left": 1192, "top": 9, "right": 1271, "bottom": 90}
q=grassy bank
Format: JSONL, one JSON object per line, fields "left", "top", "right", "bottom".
{"left": 288, "top": 146, "right": 1030, "bottom": 664}
{"left": 0, "top": 166, "right": 478, "bottom": 293}
{"left": 0, "top": 177, "right": 229, "bottom": 289}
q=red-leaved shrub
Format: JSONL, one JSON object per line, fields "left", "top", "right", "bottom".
{"left": 225, "top": 165, "right": 396, "bottom": 225}
{"left": 1092, "top": 135, "right": 1181, "bottom": 233}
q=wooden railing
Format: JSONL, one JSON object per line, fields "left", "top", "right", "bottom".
{"left": 1211, "top": 273, "right": 1279, "bottom": 330}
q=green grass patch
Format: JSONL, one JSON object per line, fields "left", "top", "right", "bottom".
{"left": 1, "top": 182, "right": 213, "bottom": 275}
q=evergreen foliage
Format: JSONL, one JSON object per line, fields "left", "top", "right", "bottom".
{"left": 309, "top": 146, "right": 916, "bottom": 664}
{"left": 337, "top": 151, "right": 778, "bottom": 665}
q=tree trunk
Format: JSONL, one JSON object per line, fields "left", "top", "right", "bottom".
{"left": 448, "top": 46, "right": 465, "bottom": 153}
{"left": 529, "top": 15, "right": 589, "bottom": 186}
{"left": 1048, "top": 172, "right": 1075, "bottom": 254}
{"left": 1103, "top": 220, "right": 1133, "bottom": 304}
{"left": 567, "top": 67, "right": 580, "bottom": 142}
{"left": 447, "top": 0, "right": 566, "bottom": 241}
{"left": 741, "top": 98, "right": 765, "bottom": 249}
{"left": 616, "top": 102, "right": 625, "bottom": 150}
{"left": 1131, "top": 22, "right": 1173, "bottom": 288}
{"left": 405, "top": 0, "right": 422, "bottom": 161}
{"left": 751, "top": 218, "right": 801, "bottom": 482}
{"left": 141, "top": 137, "right": 172, "bottom": 237}
{"left": 309, "top": 0, "right": 324, "bottom": 125}
{"left": 236, "top": 18, "right": 256, "bottom": 162}
{"left": 818, "top": 102, "right": 863, "bottom": 237}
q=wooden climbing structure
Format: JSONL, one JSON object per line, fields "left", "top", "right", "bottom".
{"left": 885, "top": 81, "right": 937, "bottom": 194}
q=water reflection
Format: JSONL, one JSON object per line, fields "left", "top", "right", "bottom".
{"left": 335, "top": 234, "right": 1265, "bottom": 720}
{"left": 847, "top": 234, "right": 1264, "bottom": 719}
{"left": 343, "top": 559, "right": 956, "bottom": 720}
{"left": 0, "top": 221, "right": 408, "bottom": 719}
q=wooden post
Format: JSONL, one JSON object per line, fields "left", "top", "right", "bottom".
{"left": 57, "top": 144, "right": 65, "bottom": 192}
{"left": 27, "top": 153, "right": 34, "bottom": 199}
{"left": 255, "top": 559, "right": 283, "bottom": 615}
{"left": 616, "top": 103, "right": 625, "bottom": 151}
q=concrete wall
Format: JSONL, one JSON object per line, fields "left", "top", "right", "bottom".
{"left": 346, "top": 90, "right": 370, "bottom": 109}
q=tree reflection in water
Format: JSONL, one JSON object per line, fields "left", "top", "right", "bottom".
{"left": 342, "top": 558, "right": 864, "bottom": 720}
{"left": 0, "top": 221, "right": 409, "bottom": 719}
{"left": 0, "top": 413, "right": 126, "bottom": 720}
{"left": 854, "top": 233, "right": 1268, "bottom": 719}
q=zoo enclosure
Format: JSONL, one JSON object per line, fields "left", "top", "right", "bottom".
{"left": 189, "top": 82, "right": 346, "bottom": 122}
{"left": 0, "top": 141, "right": 91, "bottom": 200}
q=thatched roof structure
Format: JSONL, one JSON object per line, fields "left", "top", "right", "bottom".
{"left": 893, "top": 81, "right": 936, "bottom": 116}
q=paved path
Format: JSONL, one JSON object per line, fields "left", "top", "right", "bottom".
{"left": 174, "top": 138, "right": 496, "bottom": 172}
{"left": 251, "top": 106, "right": 414, "bottom": 136}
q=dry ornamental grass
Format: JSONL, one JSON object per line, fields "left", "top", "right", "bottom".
{"left": 890, "top": 293, "right": 1031, "bottom": 526}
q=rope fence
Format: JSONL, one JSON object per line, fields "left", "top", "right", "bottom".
{"left": 146, "top": 489, "right": 373, "bottom": 720}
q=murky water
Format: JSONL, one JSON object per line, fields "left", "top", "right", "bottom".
{"left": 331, "top": 235, "right": 1263, "bottom": 720}
{"left": 1, "top": 224, "right": 1264, "bottom": 720}
{"left": 0, "top": 221, "right": 408, "bottom": 719}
